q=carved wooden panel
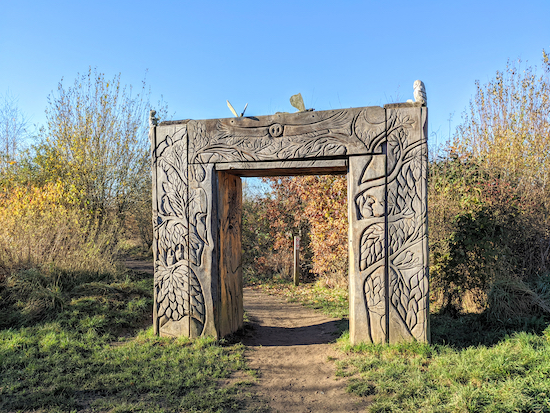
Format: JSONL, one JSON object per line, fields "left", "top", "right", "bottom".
{"left": 348, "top": 153, "right": 388, "bottom": 344}
{"left": 152, "top": 103, "right": 429, "bottom": 344}
{"left": 187, "top": 107, "right": 387, "bottom": 164}
{"left": 386, "top": 107, "right": 429, "bottom": 343}
{"left": 348, "top": 106, "right": 429, "bottom": 344}
{"left": 152, "top": 123, "right": 198, "bottom": 337}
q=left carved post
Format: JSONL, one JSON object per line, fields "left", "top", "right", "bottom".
{"left": 152, "top": 122, "right": 217, "bottom": 338}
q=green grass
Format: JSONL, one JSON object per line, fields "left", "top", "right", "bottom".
{"left": 337, "top": 330, "right": 550, "bottom": 412}
{"left": 0, "top": 265, "right": 259, "bottom": 412}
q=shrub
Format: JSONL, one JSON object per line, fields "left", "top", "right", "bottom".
{"left": 0, "top": 182, "right": 118, "bottom": 275}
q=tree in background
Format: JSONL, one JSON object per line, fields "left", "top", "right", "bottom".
{"left": 454, "top": 50, "right": 550, "bottom": 189}
{"left": 34, "top": 68, "right": 166, "bottom": 222}
{"left": 242, "top": 175, "right": 348, "bottom": 287}
{"left": 0, "top": 92, "right": 28, "bottom": 171}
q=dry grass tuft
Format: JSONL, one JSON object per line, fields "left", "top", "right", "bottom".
{"left": 486, "top": 277, "right": 550, "bottom": 320}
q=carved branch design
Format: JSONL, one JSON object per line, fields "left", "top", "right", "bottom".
{"left": 188, "top": 108, "right": 392, "bottom": 164}
{"left": 364, "top": 269, "right": 386, "bottom": 342}
{"left": 358, "top": 108, "right": 428, "bottom": 342}
{"left": 384, "top": 110, "right": 428, "bottom": 340}
{"left": 154, "top": 126, "right": 206, "bottom": 333}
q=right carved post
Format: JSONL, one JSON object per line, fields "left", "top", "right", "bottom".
{"left": 348, "top": 105, "right": 429, "bottom": 344}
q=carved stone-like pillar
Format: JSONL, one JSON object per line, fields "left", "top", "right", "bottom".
{"left": 152, "top": 123, "right": 217, "bottom": 338}
{"left": 385, "top": 105, "right": 429, "bottom": 343}
{"left": 152, "top": 123, "right": 196, "bottom": 337}
{"left": 348, "top": 105, "right": 429, "bottom": 344}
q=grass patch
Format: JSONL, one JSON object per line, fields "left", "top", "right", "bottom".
{"left": 0, "top": 265, "right": 259, "bottom": 412}
{"left": 431, "top": 311, "right": 550, "bottom": 349}
{"left": 337, "top": 330, "right": 550, "bottom": 412}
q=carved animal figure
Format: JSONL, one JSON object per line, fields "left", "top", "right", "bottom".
{"left": 413, "top": 80, "right": 427, "bottom": 106}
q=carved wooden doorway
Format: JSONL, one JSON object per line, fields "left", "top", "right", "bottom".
{"left": 151, "top": 103, "right": 429, "bottom": 345}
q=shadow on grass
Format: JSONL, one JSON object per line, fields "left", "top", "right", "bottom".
{"left": 0, "top": 266, "right": 153, "bottom": 336}
{"left": 431, "top": 311, "right": 549, "bottom": 348}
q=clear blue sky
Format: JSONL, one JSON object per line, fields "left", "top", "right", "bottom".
{"left": 1, "top": 0, "right": 549, "bottom": 150}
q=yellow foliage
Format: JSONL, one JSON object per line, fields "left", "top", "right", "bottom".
{"left": 0, "top": 182, "right": 117, "bottom": 275}
{"left": 454, "top": 50, "right": 550, "bottom": 189}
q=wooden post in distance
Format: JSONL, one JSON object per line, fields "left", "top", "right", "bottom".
{"left": 293, "top": 236, "right": 300, "bottom": 286}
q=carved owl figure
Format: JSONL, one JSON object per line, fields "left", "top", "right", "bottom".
{"left": 413, "top": 80, "right": 427, "bottom": 106}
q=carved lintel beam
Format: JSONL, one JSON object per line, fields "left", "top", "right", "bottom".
{"left": 186, "top": 107, "right": 387, "bottom": 164}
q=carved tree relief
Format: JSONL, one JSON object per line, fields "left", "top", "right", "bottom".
{"left": 385, "top": 108, "right": 428, "bottom": 342}
{"left": 349, "top": 105, "right": 429, "bottom": 344}
{"left": 153, "top": 125, "right": 206, "bottom": 336}
{"left": 152, "top": 101, "right": 428, "bottom": 344}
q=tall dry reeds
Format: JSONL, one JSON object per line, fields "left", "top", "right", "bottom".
{"left": 0, "top": 181, "right": 122, "bottom": 325}
{"left": 0, "top": 182, "right": 119, "bottom": 276}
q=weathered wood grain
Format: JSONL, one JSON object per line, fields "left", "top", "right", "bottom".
{"left": 152, "top": 102, "right": 429, "bottom": 345}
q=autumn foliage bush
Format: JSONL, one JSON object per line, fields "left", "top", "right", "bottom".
{"left": 243, "top": 175, "right": 348, "bottom": 287}
{"left": 0, "top": 181, "right": 118, "bottom": 278}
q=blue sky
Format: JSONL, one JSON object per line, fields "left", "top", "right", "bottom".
{"left": 1, "top": 0, "right": 549, "bottom": 151}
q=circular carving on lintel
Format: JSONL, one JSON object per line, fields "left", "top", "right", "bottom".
{"left": 269, "top": 123, "right": 283, "bottom": 137}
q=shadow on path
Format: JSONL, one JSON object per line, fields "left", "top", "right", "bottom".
{"left": 242, "top": 320, "right": 342, "bottom": 346}
{"left": 238, "top": 287, "right": 365, "bottom": 412}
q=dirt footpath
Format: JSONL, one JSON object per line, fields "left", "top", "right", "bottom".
{"left": 241, "top": 287, "right": 366, "bottom": 413}
{"left": 125, "top": 259, "right": 367, "bottom": 412}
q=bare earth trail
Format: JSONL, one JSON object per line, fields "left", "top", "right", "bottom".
{"left": 125, "top": 259, "right": 366, "bottom": 412}
{"left": 240, "top": 287, "right": 366, "bottom": 413}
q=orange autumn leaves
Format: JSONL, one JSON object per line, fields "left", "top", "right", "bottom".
{"left": 252, "top": 175, "right": 348, "bottom": 286}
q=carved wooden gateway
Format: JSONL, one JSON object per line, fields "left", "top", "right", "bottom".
{"left": 150, "top": 94, "right": 429, "bottom": 344}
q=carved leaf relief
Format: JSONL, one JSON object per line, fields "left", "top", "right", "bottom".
{"left": 364, "top": 271, "right": 387, "bottom": 340}
{"left": 364, "top": 273, "right": 385, "bottom": 309}
{"left": 155, "top": 263, "right": 205, "bottom": 328}
{"left": 389, "top": 267, "right": 428, "bottom": 336}
{"left": 359, "top": 223, "right": 385, "bottom": 271}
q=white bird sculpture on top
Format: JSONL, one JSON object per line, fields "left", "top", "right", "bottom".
{"left": 413, "top": 80, "right": 427, "bottom": 106}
